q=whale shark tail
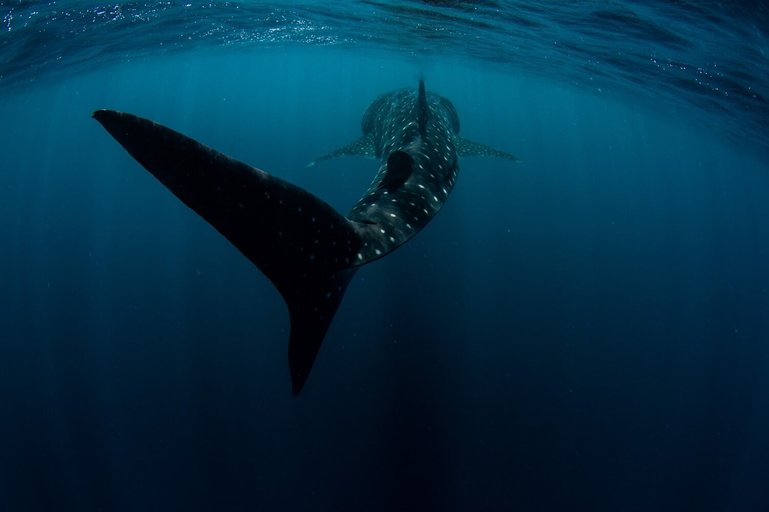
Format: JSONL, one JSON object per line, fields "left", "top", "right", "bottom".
{"left": 93, "top": 110, "right": 363, "bottom": 395}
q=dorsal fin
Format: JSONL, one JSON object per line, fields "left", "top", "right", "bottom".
{"left": 379, "top": 151, "right": 414, "bottom": 191}
{"left": 417, "top": 79, "right": 428, "bottom": 138}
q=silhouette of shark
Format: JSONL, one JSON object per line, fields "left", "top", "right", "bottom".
{"left": 93, "top": 80, "right": 516, "bottom": 395}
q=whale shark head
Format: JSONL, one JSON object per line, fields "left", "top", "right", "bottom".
{"left": 93, "top": 80, "right": 517, "bottom": 395}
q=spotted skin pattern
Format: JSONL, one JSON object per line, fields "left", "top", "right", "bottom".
{"left": 92, "top": 81, "right": 516, "bottom": 395}
{"left": 348, "top": 85, "right": 459, "bottom": 263}
{"left": 319, "top": 81, "right": 516, "bottom": 265}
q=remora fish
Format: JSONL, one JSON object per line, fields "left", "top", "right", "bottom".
{"left": 93, "top": 80, "right": 516, "bottom": 395}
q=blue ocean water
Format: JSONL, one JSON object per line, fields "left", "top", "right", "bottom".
{"left": 1, "top": 2, "right": 769, "bottom": 511}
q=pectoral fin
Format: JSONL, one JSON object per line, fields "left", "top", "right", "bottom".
{"left": 457, "top": 137, "right": 518, "bottom": 162}
{"left": 308, "top": 135, "right": 377, "bottom": 166}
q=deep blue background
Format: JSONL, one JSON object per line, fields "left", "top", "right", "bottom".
{"left": 1, "top": 49, "right": 769, "bottom": 511}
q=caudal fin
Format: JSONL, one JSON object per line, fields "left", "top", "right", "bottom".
{"left": 93, "top": 109, "right": 365, "bottom": 395}
{"left": 286, "top": 268, "right": 357, "bottom": 395}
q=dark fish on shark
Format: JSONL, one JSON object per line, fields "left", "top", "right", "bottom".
{"left": 93, "top": 80, "right": 516, "bottom": 395}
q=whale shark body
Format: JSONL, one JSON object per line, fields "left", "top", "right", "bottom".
{"left": 94, "top": 80, "right": 516, "bottom": 395}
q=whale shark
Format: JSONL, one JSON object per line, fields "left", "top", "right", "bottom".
{"left": 93, "top": 80, "right": 516, "bottom": 395}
